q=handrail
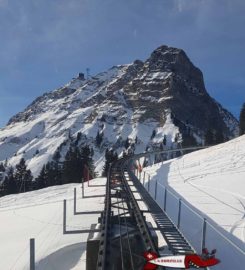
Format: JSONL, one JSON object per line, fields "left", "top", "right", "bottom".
{"left": 121, "top": 160, "right": 159, "bottom": 254}
{"left": 132, "top": 146, "right": 208, "bottom": 160}
{"left": 157, "top": 178, "right": 245, "bottom": 254}
{"left": 131, "top": 148, "right": 245, "bottom": 256}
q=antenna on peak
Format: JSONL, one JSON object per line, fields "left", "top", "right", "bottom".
{"left": 86, "top": 68, "right": 90, "bottom": 79}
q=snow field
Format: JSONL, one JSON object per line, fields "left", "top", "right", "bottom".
{"left": 0, "top": 178, "right": 106, "bottom": 270}
{"left": 138, "top": 136, "right": 245, "bottom": 269}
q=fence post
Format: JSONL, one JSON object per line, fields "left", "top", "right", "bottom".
{"left": 87, "top": 166, "right": 90, "bottom": 187}
{"left": 164, "top": 187, "right": 167, "bottom": 211}
{"left": 63, "top": 199, "right": 66, "bottom": 234}
{"left": 154, "top": 180, "right": 158, "bottom": 200}
{"left": 147, "top": 175, "right": 150, "bottom": 192}
{"left": 82, "top": 178, "right": 84, "bottom": 198}
{"left": 177, "top": 199, "right": 181, "bottom": 228}
{"left": 201, "top": 218, "right": 207, "bottom": 251}
{"left": 74, "top": 188, "right": 76, "bottom": 215}
{"left": 30, "top": 238, "right": 35, "bottom": 270}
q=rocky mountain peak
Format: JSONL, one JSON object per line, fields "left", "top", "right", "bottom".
{"left": 0, "top": 44, "right": 239, "bottom": 177}
{"left": 146, "top": 45, "right": 204, "bottom": 88}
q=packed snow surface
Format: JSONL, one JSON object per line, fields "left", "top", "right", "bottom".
{"left": 141, "top": 135, "right": 245, "bottom": 269}
{"left": 1, "top": 135, "right": 245, "bottom": 270}
{"left": 0, "top": 178, "right": 106, "bottom": 270}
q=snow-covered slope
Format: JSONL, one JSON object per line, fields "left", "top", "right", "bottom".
{"left": 0, "top": 45, "right": 238, "bottom": 177}
{"left": 1, "top": 134, "right": 245, "bottom": 269}
{"left": 141, "top": 135, "right": 245, "bottom": 269}
{"left": 0, "top": 178, "right": 105, "bottom": 270}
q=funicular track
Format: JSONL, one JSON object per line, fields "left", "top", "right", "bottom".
{"left": 127, "top": 165, "right": 193, "bottom": 255}
{"left": 96, "top": 148, "right": 205, "bottom": 270}
{"left": 96, "top": 160, "right": 159, "bottom": 270}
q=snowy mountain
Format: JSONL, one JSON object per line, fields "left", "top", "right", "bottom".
{"left": 0, "top": 45, "right": 238, "bottom": 176}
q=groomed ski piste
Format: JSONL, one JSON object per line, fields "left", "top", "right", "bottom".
{"left": 0, "top": 135, "right": 245, "bottom": 269}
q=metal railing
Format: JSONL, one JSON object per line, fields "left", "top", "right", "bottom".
{"left": 138, "top": 168, "right": 245, "bottom": 256}
{"left": 133, "top": 148, "right": 245, "bottom": 269}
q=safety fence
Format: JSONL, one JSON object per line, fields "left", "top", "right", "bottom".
{"left": 136, "top": 165, "right": 245, "bottom": 270}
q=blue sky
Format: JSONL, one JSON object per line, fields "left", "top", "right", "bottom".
{"left": 0, "top": 0, "right": 244, "bottom": 127}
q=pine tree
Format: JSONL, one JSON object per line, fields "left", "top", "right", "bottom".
{"left": 205, "top": 129, "right": 214, "bottom": 145}
{"left": 4, "top": 167, "right": 17, "bottom": 194}
{"left": 36, "top": 165, "right": 48, "bottom": 189}
{"left": 47, "top": 161, "right": 62, "bottom": 186}
{"left": 62, "top": 146, "right": 84, "bottom": 183}
{"left": 75, "top": 132, "right": 82, "bottom": 145}
{"left": 62, "top": 147, "right": 76, "bottom": 183}
{"left": 182, "top": 134, "right": 197, "bottom": 147}
{"left": 90, "top": 147, "right": 94, "bottom": 157}
{"left": 101, "top": 114, "right": 106, "bottom": 122}
{"left": 0, "top": 163, "right": 5, "bottom": 172}
{"left": 96, "top": 130, "right": 103, "bottom": 147}
{"left": 214, "top": 130, "right": 224, "bottom": 144}
{"left": 14, "top": 158, "right": 33, "bottom": 192}
{"left": 125, "top": 137, "right": 130, "bottom": 149}
{"left": 163, "top": 135, "right": 167, "bottom": 146}
{"left": 81, "top": 145, "right": 95, "bottom": 180}
{"left": 151, "top": 130, "right": 156, "bottom": 140}
{"left": 53, "top": 150, "right": 61, "bottom": 162}
{"left": 239, "top": 103, "right": 245, "bottom": 135}
{"left": 4, "top": 158, "right": 8, "bottom": 167}
{"left": 36, "top": 161, "right": 62, "bottom": 188}
{"left": 103, "top": 149, "right": 118, "bottom": 176}
{"left": 174, "top": 133, "right": 181, "bottom": 143}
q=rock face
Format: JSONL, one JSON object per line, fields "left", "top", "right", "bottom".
{"left": 0, "top": 45, "right": 238, "bottom": 175}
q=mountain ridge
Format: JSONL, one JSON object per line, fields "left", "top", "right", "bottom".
{"left": 0, "top": 45, "right": 239, "bottom": 176}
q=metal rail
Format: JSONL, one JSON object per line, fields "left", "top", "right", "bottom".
{"left": 96, "top": 159, "right": 159, "bottom": 270}
{"left": 96, "top": 164, "right": 112, "bottom": 270}
{"left": 120, "top": 164, "right": 159, "bottom": 254}
{"left": 96, "top": 147, "right": 205, "bottom": 269}
{"left": 127, "top": 167, "right": 194, "bottom": 255}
